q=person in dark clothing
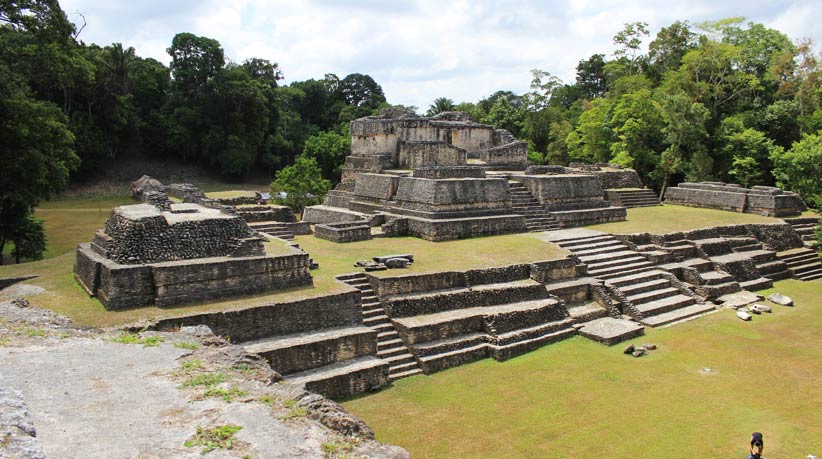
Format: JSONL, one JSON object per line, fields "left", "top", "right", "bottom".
{"left": 749, "top": 432, "right": 764, "bottom": 459}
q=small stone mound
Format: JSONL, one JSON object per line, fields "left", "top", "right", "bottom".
{"left": 767, "top": 293, "right": 793, "bottom": 306}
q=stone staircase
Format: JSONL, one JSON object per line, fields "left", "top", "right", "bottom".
{"left": 606, "top": 189, "right": 661, "bottom": 208}
{"left": 338, "top": 273, "right": 422, "bottom": 380}
{"left": 248, "top": 221, "right": 295, "bottom": 240}
{"left": 776, "top": 248, "right": 822, "bottom": 281}
{"left": 551, "top": 232, "right": 714, "bottom": 327}
{"left": 508, "top": 181, "right": 562, "bottom": 232}
{"left": 728, "top": 237, "right": 792, "bottom": 282}
{"left": 783, "top": 217, "right": 820, "bottom": 246}
{"left": 385, "top": 278, "right": 576, "bottom": 373}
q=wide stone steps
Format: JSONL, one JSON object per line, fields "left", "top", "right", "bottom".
{"left": 635, "top": 294, "right": 696, "bottom": 316}
{"left": 507, "top": 182, "right": 561, "bottom": 232}
{"left": 606, "top": 270, "right": 668, "bottom": 288}
{"left": 339, "top": 273, "right": 423, "bottom": 381}
{"left": 587, "top": 259, "right": 656, "bottom": 279}
{"left": 248, "top": 221, "right": 295, "bottom": 240}
{"left": 285, "top": 356, "right": 389, "bottom": 400}
{"left": 640, "top": 302, "right": 715, "bottom": 327}
{"left": 607, "top": 189, "right": 661, "bottom": 208}
{"left": 777, "top": 248, "right": 822, "bottom": 281}
{"left": 617, "top": 278, "right": 670, "bottom": 296}
{"left": 566, "top": 301, "right": 609, "bottom": 323}
{"left": 627, "top": 287, "right": 680, "bottom": 305}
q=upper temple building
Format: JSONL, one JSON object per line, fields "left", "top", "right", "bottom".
{"left": 304, "top": 110, "right": 633, "bottom": 241}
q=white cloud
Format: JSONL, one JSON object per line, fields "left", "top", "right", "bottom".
{"left": 59, "top": 0, "right": 822, "bottom": 110}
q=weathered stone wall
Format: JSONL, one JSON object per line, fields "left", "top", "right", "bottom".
{"left": 314, "top": 221, "right": 371, "bottom": 243}
{"left": 154, "top": 291, "right": 362, "bottom": 342}
{"left": 618, "top": 223, "right": 804, "bottom": 252}
{"left": 665, "top": 182, "right": 806, "bottom": 216}
{"left": 384, "top": 282, "right": 548, "bottom": 318}
{"left": 401, "top": 214, "right": 527, "bottom": 241}
{"left": 101, "top": 204, "right": 262, "bottom": 264}
{"left": 524, "top": 164, "right": 643, "bottom": 189}
{"left": 352, "top": 174, "right": 400, "bottom": 201}
{"left": 464, "top": 264, "right": 531, "bottom": 285}
{"left": 412, "top": 166, "right": 486, "bottom": 179}
{"left": 398, "top": 141, "right": 466, "bottom": 169}
{"left": 166, "top": 183, "right": 206, "bottom": 203}
{"left": 236, "top": 205, "right": 296, "bottom": 223}
{"left": 529, "top": 258, "right": 583, "bottom": 282}
{"left": 516, "top": 175, "right": 607, "bottom": 211}
{"left": 76, "top": 244, "right": 313, "bottom": 310}
{"left": 390, "top": 177, "right": 513, "bottom": 218}
{"left": 302, "top": 205, "right": 368, "bottom": 224}
{"left": 253, "top": 328, "right": 377, "bottom": 376}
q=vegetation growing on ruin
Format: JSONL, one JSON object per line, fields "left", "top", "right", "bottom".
{"left": 343, "top": 279, "right": 822, "bottom": 458}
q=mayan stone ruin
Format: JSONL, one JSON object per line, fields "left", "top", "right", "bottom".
{"left": 303, "top": 110, "right": 630, "bottom": 241}
{"left": 74, "top": 193, "right": 312, "bottom": 310}
{"left": 665, "top": 181, "right": 807, "bottom": 216}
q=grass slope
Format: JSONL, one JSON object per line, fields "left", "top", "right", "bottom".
{"left": 342, "top": 279, "right": 822, "bottom": 459}
{"left": 587, "top": 204, "right": 780, "bottom": 234}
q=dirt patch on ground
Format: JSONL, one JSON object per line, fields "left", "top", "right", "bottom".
{"left": 0, "top": 299, "right": 408, "bottom": 459}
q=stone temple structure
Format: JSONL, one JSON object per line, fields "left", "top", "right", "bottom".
{"left": 74, "top": 193, "right": 312, "bottom": 310}
{"left": 665, "top": 182, "right": 806, "bottom": 217}
{"left": 304, "top": 110, "right": 627, "bottom": 241}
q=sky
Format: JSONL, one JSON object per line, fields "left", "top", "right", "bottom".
{"left": 59, "top": 0, "right": 822, "bottom": 110}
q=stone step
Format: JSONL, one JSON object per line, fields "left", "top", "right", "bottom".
{"left": 605, "top": 269, "right": 667, "bottom": 287}
{"left": 388, "top": 361, "right": 421, "bottom": 376}
{"left": 699, "top": 270, "right": 735, "bottom": 285}
{"left": 798, "top": 268, "right": 822, "bottom": 280}
{"left": 635, "top": 294, "right": 696, "bottom": 316}
{"left": 627, "top": 287, "right": 680, "bottom": 305}
{"left": 790, "top": 261, "right": 822, "bottom": 275}
{"left": 488, "top": 327, "right": 576, "bottom": 362}
{"left": 284, "top": 356, "right": 388, "bottom": 399}
{"left": 741, "top": 249, "right": 778, "bottom": 263}
{"left": 756, "top": 260, "right": 788, "bottom": 276}
{"left": 738, "top": 277, "right": 773, "bottom": 291}
{"left": 618, "top": 278, "right": 672, "bottom": 296}
{"left": 383, "top": 352, "right": 416, "bottom": 367}
{"left": 591, "top": 262, "right": 656, "bottom": 280}
{"left": 566, "top": 301, "right": 609, "bottom": 323}
{"left": 765, "top": 270, "right": 792, "bottom": 281}
{"left": 377, "top": 330, "right": 398, "bottom": 340}
{"left": 377, "top": 346, "right": 408, "bottom": 359}
{"left": 378, "top": 338, "right": 404, "bottom": 350}
{"left": 418, "top": 343, "right": 488, "bottom": 373}
{"left": 640, "top": 302, "right": 716, "bottom": 327}
{"left": 389, "top": 367, "right": 423, "bottom": 380}
{"left": 578, "top": 250, "right": 643, "bottom": 264}
{"left": 555, "top": 235, "right": 616, "bottom": 248}
{"left": 336, "top": 273, "right": 366, "bottom": 282}
{"left": 778, "top": 251, "right": 818, "bottom": 265}
{"left": 587, "top": 256, "right": 653, "bottom": 272}
{"left": 362, "top": 308, "right": 384, "bottom": 319}
{"left": 412, "top": 333, "right": 487, "bottom": 358}
{"left": 574, "top": 243, "right": 629, "bottom": 257}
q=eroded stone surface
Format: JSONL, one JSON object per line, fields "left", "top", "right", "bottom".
{"left": 767, "top": 293, "right": 794, "bottom": 306}
{"left": 578, "top": 318, "right": 644, "bottom": 346}
{"left": 717, "top": 291, "right": 764, "bottom": 309}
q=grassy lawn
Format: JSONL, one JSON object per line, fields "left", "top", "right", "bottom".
{"left": 342, "top": 279, "right": 822, "bottom": 459}
{"left": 587, "top": 204, "right": 781, "bottom": 234}
{"left": 204, "top": 190, "right": 260, "bottom": 199}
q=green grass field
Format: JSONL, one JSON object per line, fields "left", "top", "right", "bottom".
{"left": 343, "top": 279, "right": 822, "bottom": 459}
{"left": 587, "top": 204, "right": 781, "bottom": 234}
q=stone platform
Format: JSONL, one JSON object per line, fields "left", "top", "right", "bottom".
{"left": 578, "top": 318, "right": 644, "bottom": 346}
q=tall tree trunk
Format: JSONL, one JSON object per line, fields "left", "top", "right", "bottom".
{"left": 660, "top": 173, "right": 669, "bottom": 200}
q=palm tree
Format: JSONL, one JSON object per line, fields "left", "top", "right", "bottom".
{"left": 100, "top": 43, "right": 137, "bottom": 95}
{"left": 426, "top": 97, "right": 456, "bottom": 116}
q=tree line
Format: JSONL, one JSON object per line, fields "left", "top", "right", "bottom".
{"left": 435, "top": 18, "right": 822, "bottom": 207}
{"left": 3, "top": 2, "right": 822, "bottom": 263}
{"left": 0, "top": 0, "right": 386, "bottom": 262}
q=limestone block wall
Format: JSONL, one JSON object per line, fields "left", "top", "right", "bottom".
{"left": 665, "top": 182, "right": 807, "bottom": 216}
{"left": 390, "top": 177, "right": 513, "bottom": 218}
{"left": 75, "top": 244, "right": 313, "bottom": 310}
{"left": 398, "top": 141, "right": 466, "bottom": 169}
{"left": 402, "top": 214, "right": 527, "bottom": 241}
{"left": 619, "top": 223, "right": 804, "bottom": 253}
{"left": 102, "top": 204, "right": 261, "bottom": 264}
{"left": 153, "top": 291, "right": 362, "bottom": 342}
{"left": 516, "top": 175, "right": 607, "bottom": 211}
{"left": 236, "top": 205, "right": 296, "bottom": 223}
{"left": 353, "top": 173, "right": 400, "bottom": 201}
{"left": 166, "top": 183, "right": 206, "bottom": 203}
{"left": 412, "top": 166, "right": 486, "bottom": 179}
{"left": 314, "top": 221, "right": 372, "bottom": 243}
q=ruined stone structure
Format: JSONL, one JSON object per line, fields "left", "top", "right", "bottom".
{"left": 74, "top": 197, "right": 312, "bottom": 310}
{"left": 304, "top": 111, "right": 627, "bottom": 240}
{"left": 665, "top": 182, "right": 806, "bottom": 216}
